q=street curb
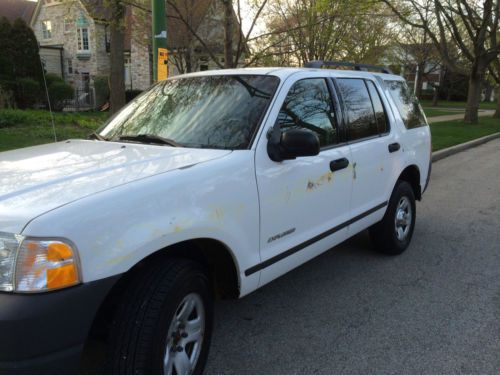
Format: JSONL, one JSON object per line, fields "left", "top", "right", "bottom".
{"left": 432, "top": 131, "right": 500, "bottom": 162}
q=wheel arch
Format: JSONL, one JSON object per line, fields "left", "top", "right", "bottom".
{"left": 398, "top": 165, "right": 421, "bottom": 200}
{"left": 83, "top": 238, "right": 240, "bottom": 348}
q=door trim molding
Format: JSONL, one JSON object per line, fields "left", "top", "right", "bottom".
{"left": 244, "top": 201, "right": 388, "bottom": 276}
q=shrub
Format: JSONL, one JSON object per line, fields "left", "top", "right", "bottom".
{"left": 0, "top": 84, "right": 15, "bottom": 109}
{"left": 15, "top": 78, "right": 41, "bottom": 109}
{"left": 94, "top": 76, "right": 109, "bottom": 108}
{"left": 48, "top": 81, "right": 74, "bottom": 111}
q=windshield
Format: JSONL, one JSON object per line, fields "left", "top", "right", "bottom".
{"left": 99, "top": 75, "right": 280, "bottom": 149}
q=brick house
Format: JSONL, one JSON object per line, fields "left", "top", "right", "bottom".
{"left": 29, "top": 0, "right": 244, "bottom": 107}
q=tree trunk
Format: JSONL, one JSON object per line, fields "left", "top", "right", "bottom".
{"left": 415, "top": 62, "right": 425, "bottom": 99}
{"left": 463, "top": 67, "right": 483, "bottom": 124}
{"left": 494, "top": 86, "right": 500, "bottom": 119}
{"left": 109, "top": 1, "right": 126, "bottom": 114}
{"left": 432, "top": 66, "right": 445, "bottom": 107}
{"left": 222, "top": 0, "right": 234, "bottom": 68}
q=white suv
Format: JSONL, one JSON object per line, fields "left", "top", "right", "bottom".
{"left": 0, "top": 62, "right": 431, "bottom": 374}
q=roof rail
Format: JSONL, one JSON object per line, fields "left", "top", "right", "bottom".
{"left": 304, "top": 60, "right": 393, "bottom": 74}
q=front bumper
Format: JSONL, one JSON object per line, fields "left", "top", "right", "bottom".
{"left": 0, "top": 276, "right": 120, "bottom": 374}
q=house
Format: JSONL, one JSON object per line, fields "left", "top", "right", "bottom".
{"left": 29, "top": 0, "right": 244, "bottom": 108}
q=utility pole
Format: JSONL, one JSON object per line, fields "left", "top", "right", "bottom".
{"left": 152, "top": 0, "right": 168, "bottom": 82}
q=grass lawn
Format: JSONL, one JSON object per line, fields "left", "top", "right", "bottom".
{"left": 423, "top": 108, "right": 464, "bottom": 118}
{"left": 430, "top": 116, "right": 500, "bottom": 151}
{"left": 420, "top": 99, "right": 497, "bottom": 110}
{"left": 0, "top": 110, "right": 108, "bottom": 152}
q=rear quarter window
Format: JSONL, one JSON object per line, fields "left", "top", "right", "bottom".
{"left": 385, "top": 80, "right": 427, "bottom": 129}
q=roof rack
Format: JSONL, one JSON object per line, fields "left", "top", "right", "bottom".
{"left": 304, "top": 60, "right": 393, "bottom": 74}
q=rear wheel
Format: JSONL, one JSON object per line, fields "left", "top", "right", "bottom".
{"left": 108, "top": 258, "right": 213, "bottom": 375}
{"left": 370, "top": 180, "right": 416, "bottom": 255}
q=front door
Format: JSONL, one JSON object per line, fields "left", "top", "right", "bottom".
{"left": 254, "top": 76, "right": 353, "bottom": 286}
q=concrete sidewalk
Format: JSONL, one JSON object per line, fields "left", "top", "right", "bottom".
{"left": 427, "top": 110, "right": 495, "bottom": 123}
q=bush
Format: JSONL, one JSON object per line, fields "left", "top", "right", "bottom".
{"left": 94, "top": 76, "right": 109, "bottom": 108}
{"left": 48, "top": 81, "right": 74, "bottom": 111}
{"left": 126, "top": 89, "right": 143, "bottom": 103}
{"left": 0, "top": 84, "right": 15, "bottom": 109}
{"left": 15, "top": 78, "right": 40, "bottom": 109}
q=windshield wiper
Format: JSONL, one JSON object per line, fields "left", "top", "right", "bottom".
{"left": 88, "top": 132, "right": 108, "bottom": 141}
{"left": 117, "top": 134, "right": 182, "bottom": 147}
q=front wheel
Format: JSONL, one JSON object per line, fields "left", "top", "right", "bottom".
{"left": 370, "top": 180, "right": 416, "bottom": 255}
{"left": 108, "top": 258, "right": 213, "bottom": 375}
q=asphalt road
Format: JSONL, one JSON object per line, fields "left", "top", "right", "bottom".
{"left": 205, "top": 139, "right": 500, "bottom": 374}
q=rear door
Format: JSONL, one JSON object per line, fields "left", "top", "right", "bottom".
{"left": 334, "top": 77, "right": 397, "bottom": 235}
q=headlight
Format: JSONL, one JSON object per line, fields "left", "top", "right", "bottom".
{"left": 0, "top": 232, "right": 81, "bottom": 293}
{"left": 0, "top": 232, "right": 21, "bottom": 292}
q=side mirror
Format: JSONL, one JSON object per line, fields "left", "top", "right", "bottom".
{"left": 267, "top": 128, "right": 320, "bottom": 162}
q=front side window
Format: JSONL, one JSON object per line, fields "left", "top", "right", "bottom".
{"left": 77, "top": 28, "right": 89, "bottom": 51}
{"left": 337, "top": 78, "right": 378, "bottom": 141}
{"left": 385, "top": 80, "right": 427, "bottom": 129}
{"left": 278, "top": 78, "right": 337, "bottom": 147}
{"left": 42, "top": 20, "right": 52, "bottom": 39}
{"left": 99, "top": 75, "right": 280, "bottom": 149}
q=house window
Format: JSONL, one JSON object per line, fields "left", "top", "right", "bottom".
{"left": 64, "top": 18, "right": 72, "bottom": 33}
{"left": 66, "top": 58, "right": 73, "bottom": 74}
{"left": 42, "top": 20, "right": 52, "bottom": 39}
{"left": 77, "top": 28, "right": 90, "bottom": 51}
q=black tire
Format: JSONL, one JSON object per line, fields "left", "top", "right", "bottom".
{"left": 369, "top": 180, "right": 416, "bottom": 255}
{"left": 108, "top": 258, "right": 213, "bottom": 375}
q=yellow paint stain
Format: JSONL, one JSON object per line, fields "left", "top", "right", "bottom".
{"left": 173, "top": 225, "right": 183, "bottom": 233}
{"left": 306, "top": 171, "right": 334, "bottom": 190}
{"left": 107, "top": 252, "right": 134, "bottom": 266}
{"left": 210, "top": 207, "right": 225, "bottom": 221}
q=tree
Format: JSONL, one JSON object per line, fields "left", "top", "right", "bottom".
{"left": 263, "top": 0, "right": 394, "bottom": 66}
{"left": 489, "top": 60, "right": 500, "bottom": 118}
{"left": 381, "top": 0, "right": 500, "bottom": 124}
{"left": 109, "top": 0, "right": 126, "bottom": 114}
{"left": 0, "top": 17, "right": 44, "bottom": 108}
{"left": 168, "top": 0, "right": 271, "bottom": 69}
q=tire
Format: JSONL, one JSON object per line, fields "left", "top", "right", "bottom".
{"left": 370, "top": 180, "right": 416, "bottom": 255}
{"left": 108, "top": 258, "right": 213, "bottom": 375}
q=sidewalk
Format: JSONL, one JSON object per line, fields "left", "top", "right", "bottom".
{"left": 427, "top": 110, "right": 495, "bottom": 123}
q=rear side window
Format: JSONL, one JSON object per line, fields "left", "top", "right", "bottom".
{"left": 385, "top": 80, "right": 427, "bottom": 129}
{"left": 336, "top": 78, "right": 378, "bottom": 141}
{"left": 366, "top": 81, "right": 389, "bottom": 134}
{"left": 278, "top": 78, "right": 338, "bottom": 147}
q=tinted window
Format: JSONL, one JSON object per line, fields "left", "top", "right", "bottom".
{"left": 366, "top": 81, "right": 388, "bottom": 134}
{"left": 337, "top": 78, "right": 378, "bottom": 141}
{"left": 99, "top": 75, "right": 279, "bottom": 149}
{"left": 385, "top": 80, "right": 427, "bottom": 129}
{"left": 278, "top": 79, "right": 337, "bottom": 147}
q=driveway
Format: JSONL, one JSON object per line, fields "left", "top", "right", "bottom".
{"left": 205, "top": 139, "right": 500, "bottom": 374}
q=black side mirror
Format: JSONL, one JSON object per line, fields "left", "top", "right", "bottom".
{"left": 268, "top": 128, "right": 320, "bottom": 162}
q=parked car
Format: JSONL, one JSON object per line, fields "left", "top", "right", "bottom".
{"left": 0, "top": 62, "right": 431, "bottom": 374}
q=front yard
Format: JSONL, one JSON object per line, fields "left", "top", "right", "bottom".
{"left": 0, "top": 110, "right": 107, "bottom": 152}
{"left": 0, "top": 109, "right": 499, "bottom": 153}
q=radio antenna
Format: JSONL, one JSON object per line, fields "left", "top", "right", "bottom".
{"left": 38, "top": 46, "right": 57, "bottom": 142}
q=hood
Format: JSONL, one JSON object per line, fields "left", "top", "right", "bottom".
{"left": 0, "top": 140, "right": 231, "bottom": 233}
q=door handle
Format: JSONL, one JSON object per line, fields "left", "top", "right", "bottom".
{"left": 388, "top": 142, "right": 401, "bottom": 153}
{"left": 330, "top": 157, "right": 349, "bottom": 171}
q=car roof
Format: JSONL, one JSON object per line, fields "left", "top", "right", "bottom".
{"left": 171, "top": 67, "right": 404, "bottom": 82}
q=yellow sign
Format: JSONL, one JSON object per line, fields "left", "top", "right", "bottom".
{"left": 157, "top": 48, "right": 168, "bottom": 81}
